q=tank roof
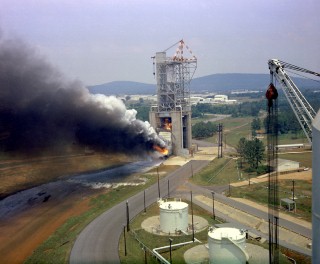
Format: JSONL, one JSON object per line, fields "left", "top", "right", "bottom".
{"left": 159, "top": 201, "right": 188, "bottom": 210}
{"left": 208, "top": 227, "right": 246, "bottom": 241}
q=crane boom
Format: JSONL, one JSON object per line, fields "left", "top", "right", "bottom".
{"left": 268, "top": 59, "right": 317, "bottom": 144}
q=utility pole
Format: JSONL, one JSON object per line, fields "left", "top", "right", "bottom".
{"left": 157, "top": 167, "right": 160, "bottom": 198}
{"left": 126, "top": 200, "right": 130, "bottom": 232}
{"left": 143, "top": 246, "right": 147, "bottom": 264}
{"left": 190, "top": 191, "right": 195, "bottom": 242}
{"left": 144, "top": 189, "right": 146, "bottom": 213}
{"left": 191, "top": 161, "right": 193, "bottom": 178}
{"left": 292, "top": 180, "right": 295, "bottom": 201}
{"left": 211, "top": 191, "right": 215, "bottom": 220}
{"left": 217, "top": 123, "right": 223, "bottom": 158}
{"left": 123, "top": 225, "right": 127, "bottom": 256}
{"left": 169, "top": 238, "right": 173, "bottom": 264}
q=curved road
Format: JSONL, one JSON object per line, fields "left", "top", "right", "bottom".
{"left": 70, "top": 160, "right": 210, "bottom": 263}
{"left": 71, "top": 158, "right": 312, "bottom": 263}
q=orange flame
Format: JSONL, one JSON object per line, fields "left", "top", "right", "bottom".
{"left": 163, "top": 118, "right": 172, "bottom": 131}
{"left": 153, "top": 145, "right": 169, "bottom": 155}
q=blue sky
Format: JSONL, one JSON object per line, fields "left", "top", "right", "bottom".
{"left": 1, "top": 0, "right": 319, "bottom": 85}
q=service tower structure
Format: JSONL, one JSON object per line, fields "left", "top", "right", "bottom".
{"left": 150, "top": 40, "right": 197, "bottom": 156}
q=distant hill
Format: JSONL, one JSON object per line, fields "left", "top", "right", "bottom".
{"left": 88, "top": 74, "right": 320, "bottom": 95}
{"left": 88, "top": 81, "right": 156, "bottom": 95}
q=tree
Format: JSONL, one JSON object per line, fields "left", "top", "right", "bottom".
{"left": 191, "top": 105, "right": 204, "bottom": 118}
{"left": 251, "top": 118, "right": 261, "bottom": 131}
{"left": 238, "top": 137, "right": 265, "bottom": 169}
{"left": 236, "top": 137, "right": 246, "bottom": 168}
{"left": 243, "top": 138, "right": 265, "bottom": 169}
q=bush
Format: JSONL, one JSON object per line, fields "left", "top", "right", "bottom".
{"left": 256, "top": 165, "right": 269, "bottom": 175}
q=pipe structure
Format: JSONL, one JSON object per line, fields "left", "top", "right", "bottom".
{"left": 152, "top": 240, "right": 199, "bottom": 264}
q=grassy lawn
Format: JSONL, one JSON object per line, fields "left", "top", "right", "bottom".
{"left": 193, "top": 115, "right": 309, "bottom": 149}
{"left": 190, "top": 157, "right": 257, "bottom": 186}
{"left": 191, "top": 114, "right": 219, "bottom": 125}
{"left": 24, "top": 164, "right": 179, "bottom": 263}
{"left": 278, "top": 132, "right": 309, "bottom": 145}
{"left": 231, "top": 179, "right": 312, "bottom": 221}
{"left": 201, "top": 116, "right": 253, "bottom": 148}
{"left": 119, "top": 200, "right": 219, "bottom": 264}
{"left": 278, "top": 152, "right": 312, "bottom": 168}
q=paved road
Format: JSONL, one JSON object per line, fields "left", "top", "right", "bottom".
{"left": 70, "top": 160, "right": 210, "bottom": 264}
{"left": 70, "top": 158, "right": 312, "bottom": 263}
{"left": 183, "top": 182, "right": 312, "bottom": 239}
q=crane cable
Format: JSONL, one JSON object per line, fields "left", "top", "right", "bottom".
{"left": 266, "top": 75, "right": 280, "bottom": 264}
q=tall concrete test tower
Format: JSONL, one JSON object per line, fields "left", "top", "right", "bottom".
{"left": 149, "top": 40, "right": 197, "bottom": 155}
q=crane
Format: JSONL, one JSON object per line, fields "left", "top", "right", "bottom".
{"left": 268, "top": 59, "right": 319, "bottom": 144}
{"left": 267, "top": 59, "right": 319, "bottom": 263}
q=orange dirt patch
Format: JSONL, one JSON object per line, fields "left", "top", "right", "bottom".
{"left": 0, "top": 192, "right": 94, "bottom": 263}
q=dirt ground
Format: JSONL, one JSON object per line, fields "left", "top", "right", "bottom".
{"left": 0, "top": 188, "right": 100, "bottom": 263}
{"left": 0, "top": 152, "right": 128, "bottom": 263}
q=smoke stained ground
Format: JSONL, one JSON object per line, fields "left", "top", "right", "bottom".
{"left": 0, "top": 36, "right": 165, "bottom": 155}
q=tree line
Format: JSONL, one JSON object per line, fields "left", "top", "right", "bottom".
{"left": 192, "top": 121, "right": 218, "bottom": 138}
{"left": 192, "top": 101, "right": 264, "bottom": 118}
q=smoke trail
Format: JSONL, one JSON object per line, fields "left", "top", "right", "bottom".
{"left": 0, "top": 36, "right": 165, "bottom": 154}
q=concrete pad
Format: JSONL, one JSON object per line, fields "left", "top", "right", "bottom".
{"left": 161, "top": 147, "right": 216, "bottom": 166}
{"left": 162, "top": 156, "right": 189, "bottom": 166}
{"left": 184, "top": 243, "right": 269, "bottom": 264}
{"left": 141, "top": 215, "right": 209, "bottom": 236}
{"left": 184, "top": 244, "right": 209, "bottom": 264}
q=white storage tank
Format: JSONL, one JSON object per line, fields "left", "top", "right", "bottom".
{"left": 159, "top": 200, "right": 188, "bottom": 233}
{"left": 208, "top": 227, "right": 248, "bottom": 264}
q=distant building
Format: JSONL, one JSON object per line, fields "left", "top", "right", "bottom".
{"left": 190, "top": 96, "right": 204, "bottom": 105}
{"left": 128, "top": 94, "right": 157, "bottom": 103}
{"left": 231, "top": 90, "right": 262, "bottom": 94}
{"left": 213, "top": 95, "right": 237, "bottom": 104}
{"left": 190, "top": 95, "right": 237, "bottom": 105}
{"left": 213, "top": 94, "right": 228, "bottom": 102}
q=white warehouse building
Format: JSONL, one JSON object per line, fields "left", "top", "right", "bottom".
{"left": 213, "top": 95, "right": 237, "bottom": 104}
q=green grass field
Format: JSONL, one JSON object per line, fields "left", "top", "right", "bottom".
{"left": 279, "top": 152, "right": 312, "bottom": 168}
{"left": 193, "top": 115, "right": 309, "bottom": 149}
{"left": 200, "top": 116, "right": 253, "bottom": 148}
{"left": 231, "top": 179, "right": 312, "bottom": 221}
{"left": 190, "top": 157, "right": 258, "bottom": 186}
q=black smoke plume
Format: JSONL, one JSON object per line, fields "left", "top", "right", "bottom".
{"left": 0, "top": 36, "right": 165, "bottom": 155}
